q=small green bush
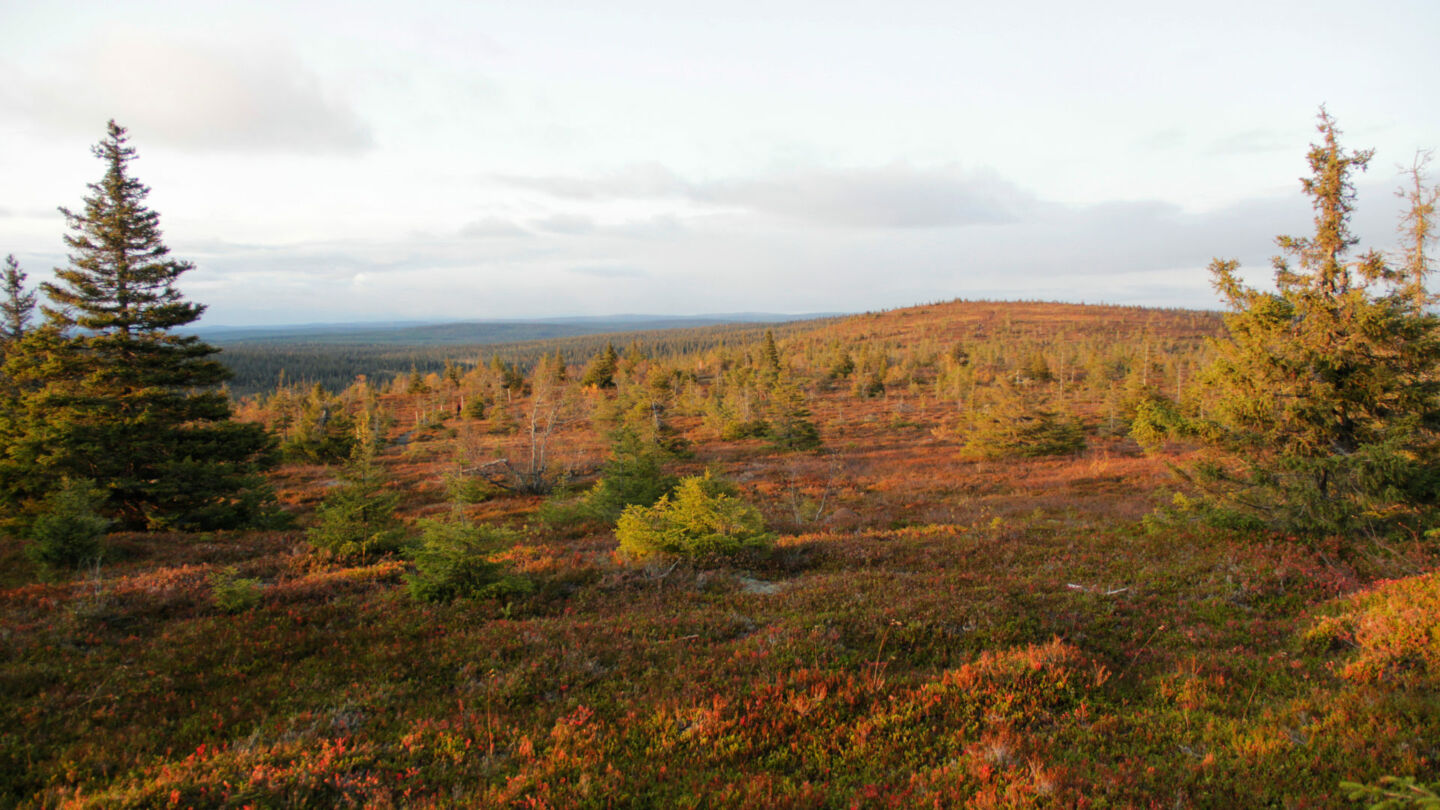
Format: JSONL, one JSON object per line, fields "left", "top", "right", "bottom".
{"left": 406, "top": 518, "right": 530, "bottom": 603}
{"left": 962, "top": 385, "right": 1086, "bottom": 460}
{"left": 307, "top": 459, "right": 406, "bottom": 561}
{"left": 1142, "top": 491, "right": 1265, "bottom": 534}
{"left": 720, "top": 419, "right": 771, "bottom": 441}
{"left": 26, "top": 479, "right": 111, "bottom": 570}
{"left": 769, "top": 415, "right": 823, "bottom": 452}
{"left": 616, "top": 472, "right": 773, "bottom": 561}
{"left": 767, "top": 384, "right": 823, "bottom": 452}
{"left": 540, "top": 426, "right": 680, "bottom": 530}
{"left": 584, "top": 427, "right": 678, "bottom": 522}
{"left": 209, "top": 567, "right": 263, "bottom": 613}
{"left": 1129, "top": 394, "right": 1196, "bottom": 452}
{"left": 443, "top": 471, "right": 494, "bottom": 504}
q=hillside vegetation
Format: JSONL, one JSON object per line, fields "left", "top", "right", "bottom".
{"left": 4, "top": 113, "right": 1438, "bottom": 808}
{"left": 5, "top": 298, "right": 1438, "bottom": 808}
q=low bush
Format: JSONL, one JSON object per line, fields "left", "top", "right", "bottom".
{"left": 442, "top": 471, "right": 494, "bottom": 504}
{"left": 720, "top": 418, "right": 771, "bottom": 441}
{"left": 1303, "top": 570, "right": 1440, "bottom": 686}
{"left": 583, "top": 427, "right": 678, "bottom": 522}
{"left": 616, "top": 472, "right": 773, "bottom": 561}
{"left": 961, "top": 385, "right": 1085, "bottom": 460}
{"left": 25, "top": 479, "right": 111, "bottom": 570}
{"left": 405, "top": 518, "right": 530, "bottom": 603}
{"left": 209, "top": 567, "right": 263, "bottom": 613}
{"left": 306, "top": 459, "right": 406, "bottom": 561}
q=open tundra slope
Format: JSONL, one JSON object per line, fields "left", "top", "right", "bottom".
{"left": 3, "top": 299, "right": 1437, "bottom": 808}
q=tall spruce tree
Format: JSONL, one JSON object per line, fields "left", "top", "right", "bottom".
{"left": 1, "top": 254, "right": 36, "bottom": 349}
{"left": 1192, "top": 111, "right": 1440, "bottom": 536}
{"left": 0, "top": 121, "right": 275, "bottom": 530}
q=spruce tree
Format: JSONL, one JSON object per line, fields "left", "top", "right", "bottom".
{"left": 759, "top": 329, "right": 782, "bottom": 387}
{"left": 580, "top": 343, "right": 619, "bottom": 389}
{"left": 1192, "top": 111, "right": 1440, "bottom": 536}
{"left": 0, "top": 121, "right": 276, "bottom": 530}
{"left": 0, "top": 254, "right": 36, "bottom": 348}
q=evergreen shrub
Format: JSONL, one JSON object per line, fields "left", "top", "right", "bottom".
{"left": 209, "top": 567, "right": 263, "bottom": 613}
{"left": 406, "top": 519, "right": 529, "bottom": 603}
{"left": 616, "top": 472, "right": 773, "bottom": 560}
{"left": 26, "top": 479, "right": 110, "bottom": 570}
{"left": 306, "top": 458, "right": 406, "bottom": 561}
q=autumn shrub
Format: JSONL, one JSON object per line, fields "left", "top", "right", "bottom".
{"left": 25, "top": 478, "right": 111, "bottom": 570}
{"left": 616, "top": 472, "right": 773, "bottom": 560}
{"left": 209, "top": 566, "right": 263, "bottom": 613}
{"left": 405, "top": 517, "right": 530, "bottom": 603}
{"left": 1302, "top": 570, "right": 1440, "bottom": 685}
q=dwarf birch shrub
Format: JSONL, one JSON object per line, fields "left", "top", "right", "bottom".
{"left": 616, "top": 472, "right": 773, "bottom": 560}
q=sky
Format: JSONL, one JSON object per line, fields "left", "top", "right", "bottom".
{"left": 1, "top": 0, "right": 1437, "bottom": 325}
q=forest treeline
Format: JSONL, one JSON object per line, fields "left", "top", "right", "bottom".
{"left": 214, "top": 302, "right": 1217, "bottom": 398}
{"left": 214, "top": 318, "right": 840, "bottom": 396}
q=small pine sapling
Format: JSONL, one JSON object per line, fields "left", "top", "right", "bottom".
{"left": 26, "top": 479, "right": 111, "bottom": 571}
{"left": 616, "top": 472, "right": 774, "bottom": 561}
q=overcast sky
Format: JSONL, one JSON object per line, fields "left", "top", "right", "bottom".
{"left": 1, "top": 0, "right": 1436, "bottom": 325}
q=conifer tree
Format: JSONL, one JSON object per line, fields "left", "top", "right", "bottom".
{"left": 0, "top": 121, "right": 275, "bottom": 530}
{"left": 306, "top": 432, "right": 404, "bottom": 562}
{"left": 1398, "top": 151, "right": 1438, "bottom": 309}
{"left": 1193, "top": 111, "right": 1440, "bottom": 536}
{"left": 1, "top": 254, "right": 36, "bottom": 348}
{"left": 759, "top": 329, "right": 782, "bottom": 387}
{"left": 580, "top": 343, "right": 619, "bottom": 389}
{"left": 767, "top": 382, "right": 823, "bottom": 451}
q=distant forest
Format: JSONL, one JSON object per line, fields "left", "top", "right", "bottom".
{"left": 212, "top": 316, "right": 842, "bottom": 397}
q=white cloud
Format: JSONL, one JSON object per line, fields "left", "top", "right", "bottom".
{"left": 497, "top": 162, "right": 1038, "bottom": 229}
{"left": 1208, "top": 129, "right": 1293, "bottom": 156}
{"left": 568, "top": 264, "right": 650, "bottom": 279}
{"left": 459, "top": 217, "right": 529, "bottom": 238}
{"left": 699, "top": 165, "right": 1037, "bottom": 228}
{"left": 5, "top": 29, "right": 373, "bottom": 154}
{"left": 530, "top": 213, "right": 596, "bottom": 235}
